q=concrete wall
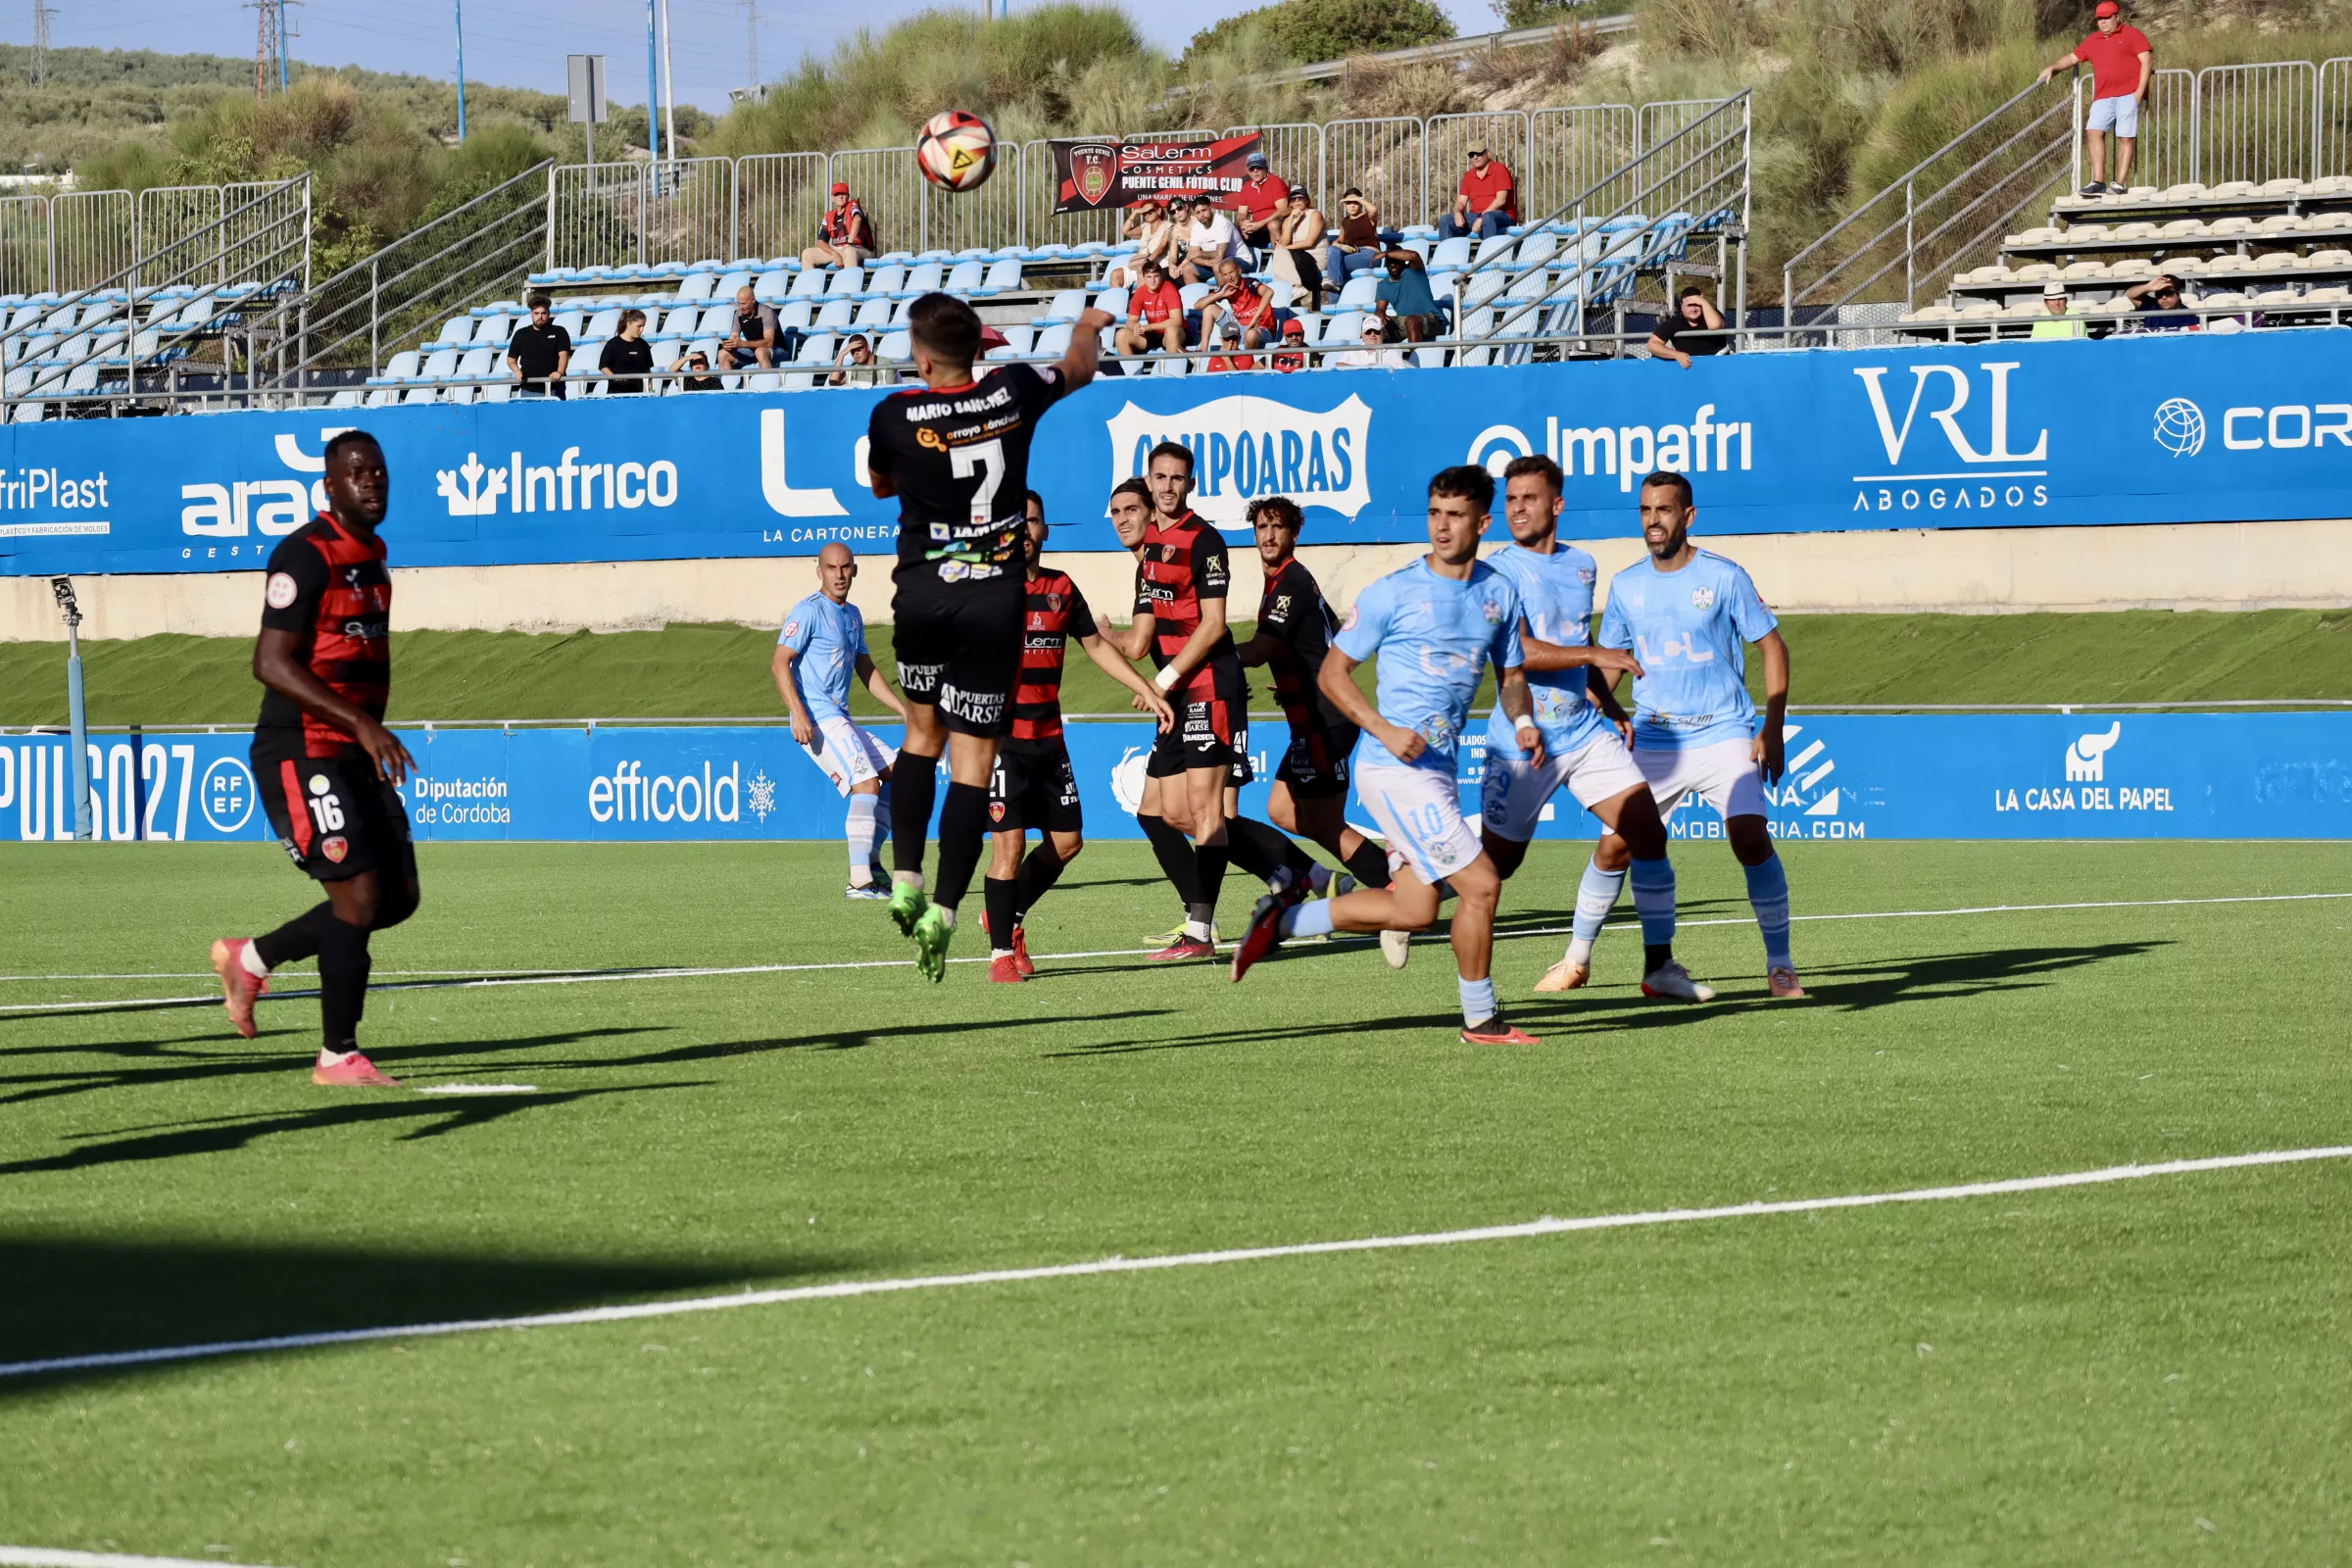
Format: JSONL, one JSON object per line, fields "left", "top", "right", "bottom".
{"left": 7, "top": 516, "right": 2351, "bottom": 641}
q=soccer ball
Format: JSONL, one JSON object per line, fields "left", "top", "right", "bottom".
{"left": 916, "top": 110, "right": 998, "bottom": 193}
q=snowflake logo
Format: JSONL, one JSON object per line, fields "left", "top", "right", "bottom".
{"left": 747, "top": 768, "right": 778, "bottom": 822}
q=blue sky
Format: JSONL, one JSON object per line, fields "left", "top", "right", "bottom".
{"left": 21, "top": 0, "right": 1502, "bottom": 114}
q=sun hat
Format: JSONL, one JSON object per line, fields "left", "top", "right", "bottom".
{"left": 2042, "top": 279, "right": 2068, "bottom": 297}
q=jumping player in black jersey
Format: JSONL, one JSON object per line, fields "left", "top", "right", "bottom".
{"left": 866, "top": 291, "right": 1109, "bottom": 979}
{"left": 982, "top": 491, "right": 1174, "bottom": 982}
{"left": 1235, "top": 495, "right": 1394, "bottom": 899}
{"left": 208, "top": 430, "right": 418, "bottom": 1086}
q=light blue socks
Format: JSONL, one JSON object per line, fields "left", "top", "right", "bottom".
{"left": 1279, "top": 899, "right": 1337, "bottom": 940}
{"left": 1565, "top": 858, "right": 1628, "bottom": 965}
{"left": 1743, "top": 853, "right": 1792, "bottom": 968}
{"left": 1458, "top": 975, "right": 1497, "bottom": 1026}
{"left": 1629, "top": 855, "right": 1677, "bottom": 947}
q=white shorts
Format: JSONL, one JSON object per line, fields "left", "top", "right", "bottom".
{"left": 1479, "top": 728, "right": 1649, "bottom": 841}
{"left": 2085, "top": 94, "right": 2139, "bottom": 137}
{"left": 800, "top": 714, "right": 896, "bottom": 796}
{"left": 1357, "top": 764, "right": 1484, "bottom": 886}
{"left": 1635, "top": 736, "right": 1768, "bottom": 821}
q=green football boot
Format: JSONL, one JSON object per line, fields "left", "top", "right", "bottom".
{"left": 887, "top": 878, "right": 929, "bottom": 937}
{"left": 911, "top": 905, "right": 954, "bottom": 982}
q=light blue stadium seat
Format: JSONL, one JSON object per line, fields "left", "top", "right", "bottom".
{"left": 371, "top": 350, "right": 422, "bottom": 385}
{"left": 775, "top": 301, "right": 814, "bottom": 333}
{"left": 861, "top": 264, "right": 907, "bottom": 298}
{"left": 1031, "top": 288, "right": 1085, "bottom": 325}
{"left": 1413, "top": 346, "right": 1449, "bottom": 368}
{"left": 787, "top": 268, "right": 829, "bottom": 300}
{"left": 794, "top": 333, "right": 837, "bottom": 367}
{"left": 1335, "top": 275, "right": 1380, "bottom": 310}
{"left": 743, "top": 369, "right": 784, "bottom": 392}
{"left": 1463, "top": 270, "right": 1511, "bottom": 308}
{"left": 418, "top": 348, "right": 460, "bottom": 382}
{"left": 402, "top": 384, "right": 441, "bottom": 406}
{"left": 457, "top": 347, "right": 496, "bottom": 382}
{"left": 1472, "top": 234, "right": 1518, "bottom": 268}
{"left": 677, "top": 273, "right": 718, "bottom": 303}
{"left": 878, "top": 330, "right": 910, "bottom": 362}
{"left": 479, "top": 382, "right": 512, "bottom": 404}
{"left": 327, "top": 388, "right": 363, "bottom": 409}
{"left": 1032, "top": 322, "right": 1073, "bottom": 358}
{"left": 1322, "top": 312, "right": 1367, "bottom": 346}
{"left": 853, "top": 296, "right": 894, "bottom": 330}
{"left": 753, "top": 269, "right": 793, "bottom": 303}
{"left": 1093, "top": 285, "right": 1130, "bottom": 319}
{"left": 813, "top": 299, "right": 855, "bottom": 330}
{"left": 897, "top": 263, "right": 944, "bottom": 298}
{"left": 1511, "top": 230, "right": 1559, "bottom": 269}
{"left": 990, "top": 324, "right": 1035, "bottom": 356}
{"left": 944, "top": 260, "right": 986, "bottom": 294}
{"left": 585, "top": 308, "right": 623, "bottom": 339}
{"left": 1430, "top": 236, "right": 1475, "bottom": 270}
{"left": 553, "top": 310, "right": 586, "bottom": 339}
{"left": 976, "top": 258, "right": 1022, "bottom": 294}
{"left": 1179, "top": 282, "right": 1213, "bottom": 311}
{"left": 915, "top": 249, "right": 956, "bottom": 264}
{"left": 1502, "top": 269, "right": 1552, "bottom": 304}
{"left": 823, "top": 267, "right": 865, "bottom": 299}
{"left": 365, "top": 386, "right": 400, "bottom": 408}
{"left": 715, "top": 270, "right": 754, "bottom": 299}
{"left": 877, "top": 251, "right": 917, "bottom": 266}
{"left": 1152, "top": 354, "right": 1189, "bottom": 376}
{"left": 3, "top": 303, "right": 38, "bottom": 332}
{"left": 428, "top": 315, "right": 474, "bottom": 349}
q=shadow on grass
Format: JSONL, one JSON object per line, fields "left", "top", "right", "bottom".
{"left": 0, "top": 1230, "right": 851, "bottom": 1394}
{"left": 625, "top": 1008, "right": 1178, "bottom": 1063}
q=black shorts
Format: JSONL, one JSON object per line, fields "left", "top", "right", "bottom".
{"left": 1147, "top": 660, "right": 1251, "bottom": 784}
{"left": 990, "top": 741, "right": 1082, "bottom": 835}
{"left": 1275, "top": 722, "right": 1358, "bottom": 799}
{"left": 254, "top": 740, "right": 413, "bottom": 885}
{"left": 892, "top": 565, "right": 1020, "bottom": 738}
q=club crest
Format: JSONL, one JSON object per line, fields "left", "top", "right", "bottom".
{"left": 1070, "top": 145, "right": 1118, "bottom": 208}
{"left": 1691, "top": 586, "right": 1716, "bottom": 609}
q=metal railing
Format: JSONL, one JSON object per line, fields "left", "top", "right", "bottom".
{"left": 0, "top": 178, "right": 316, "bottom": 298}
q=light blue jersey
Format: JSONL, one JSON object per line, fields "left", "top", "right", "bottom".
{"left": 778, "top": 591, "right": 867, "bottom": 722}
{"left": 1482, "top": 539, "right": 1610, "bottom": 760}
{"left": 1334, "top": 558, "right": 1524, "bottom": 775}
{"left": 1598, "top": 549, "right": 1778, "bottom": 751}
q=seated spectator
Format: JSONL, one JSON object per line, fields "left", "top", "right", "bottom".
{"left": 1115, "top": 259, "right": 1188, "bottom": 358}
{"left": 2030, "top": 278, "right": 2087, "bottom": 339}
{"left": 1180, "top": 197, "right": 1242, "bottom": 284}
{"left": 829, "top": 333, "right": 881, "bottom": 387}
{"left": 1646, "top": 286, "right": 1730, "bottom": 367}
{"left": 719, "top": 284, "right": 784, "bottom": 369}
{"left": 1326, "top": 187, "right": 1384, "bottom": 285}
{"left": 2126, "top": 272, "right": 2197, "bottom": 330}
{"left": 1374, "top": 247, "right": 1445, "bottom": 343}
{"left": 1270, "top": 317, "right": 1309, "bottom": 372}
{"left": 1233, "top": 151, "right": 1286, "bottom": 253}
{"left": 1198, "top": 257, "right": 1277, "bottom": 349}
{"left": 1205, "top": 317, "right": 1255, "bottom": 372}
{"left": 598, "top": 308, "right": 655, "bottom": 394}
{"left": 1439, "top": 147, "right": 1517, "bottom": 242}
{"left": 1110, "top": 198, "right": 1184, "bottom": 287}
{"left": 803, "top": 182, "right": 877, "bottom": 270}
{"left": 1333, "top": 316, "right": 1410, "bottom": 368}
{"left": 506, "top": 291, "right": 570, "bottom": 398}
{"left": 675, "top": 349, "right": 722, "bottom": 391}
{"left": 1268, "top": 185, "right": 1327, "bottom": 312}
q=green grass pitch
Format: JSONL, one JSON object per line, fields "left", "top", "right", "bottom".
{"left": 4, "top": 837, "right": 2351, "bottom": 1563}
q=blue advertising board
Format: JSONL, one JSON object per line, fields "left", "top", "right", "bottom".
{"left": 1, "top": 332, "right": 2345, "bottom": 577}
{"left": 9, "top": 712, "right": 2347, "bottom": 845}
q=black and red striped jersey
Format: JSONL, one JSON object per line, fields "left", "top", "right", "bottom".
{"left": 1133, "top": 511, "right": 1239, "bottom": 700}
{"left": 255, "top": 513, "right": 391, "bottom": 758}
{"left": 1256, "top": 556, "right": 1350, "bottom": 734}
{"left": 1007, "top": 567, "right": 1099, "bottom": 750}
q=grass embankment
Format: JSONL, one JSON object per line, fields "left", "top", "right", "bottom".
{"left": 1, "top": 611, "right": 2345, "bottom": 729}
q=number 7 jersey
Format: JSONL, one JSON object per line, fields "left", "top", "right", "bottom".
{"left": 866, "top": 363, "right": 1066, "bottom": 583}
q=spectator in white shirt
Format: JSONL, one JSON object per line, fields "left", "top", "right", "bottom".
{"left": 1180, "top": 200, "right": 1241, "bottom": 284}
{"left": 1331, "top": 317, "right": 1409, "bottom": 368}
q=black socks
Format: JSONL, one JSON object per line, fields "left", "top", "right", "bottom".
{"left": 1225, "top": 815, "right": 1315, "bottom": 886}
{"left": 932, "top": 781, "right": 989, "bottom": 913}
{"left": 1138, "top": 813, "right": 1200, "bottom": 906}
{"left": 1193, "top": 842, "right": 1228, "bottom": 924}
{"left": 1015, "top": 843, "right": 1066, "bottom": 918}
{"left": 892, "top": 753, "right": 939, "bottom": 876}
{"left": 1343, "top": 838, "right": 1393, "bottom": 890}
{"left": 983, "top": 875, "right": 1019, "bottom": 949}
{"left": 254, "top": 904, "right": 330, "bottom": 970}
{"left": 316, "top": 913, "right": 372, "bottom": 1051}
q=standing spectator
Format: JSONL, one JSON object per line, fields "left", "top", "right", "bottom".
{"left": 1326, "top": 187, "right": 1385, "bottom": 285}
{"left": 804, "top": 182, "right": 878, "bottom": 269}
{"left": 1180, "top": 197, "right": 1242, "bottom": 283}
{"left": 1111, "top": 198, "right": 1183, "bottom": 287}
{"left": 506, "top": 291, "right": 570, "bottom": 398}
{"left": 1645, "top": 286, "right": 1730, "bottom": 367}
{"left": 1270, "top": 317, "right": 1309, "bottom": 372}
{"left": 2031, "top": 279, "right": 2087, "bottom": 339}
{"left": 598, "top": 308, "right": 655, "bottom": 394}
{"left": 1374, "top": 247, "right": 1445, "bottom": 343}
{"left": 1232, "top": 150, "right": 1287, "bottom": 253}
{"left": 675, "top": 348, "right": 722, "bottom": 391}
{"left": 2125, "top": 271, "right": 2197, "bottom": 330}
{"left": 829, "top": 333, "right": 882, "bottom": 387}
{"left": 2038, "top": 2, "right": 2153, "bottom": 195}
{"left": 1268, "top": 185, "right": 1327, "bottom": 311}
{"left": 719, "top": 284, "right": 783, "bottom": 370}
{"left": 1198, "top": 257, "right": 1277, "bottom": 350}
{"left": 1205, "top": 317, "right": 1255, "bottom": 372}
{"left": 1333, "top": 316, "right": 1410, "bottom": 368}
{"left": 1440, "top": 146, "right": 1518, "bottom": 242}
{"left": 1115, "top": 258, "right": 1188, "bottom": 359}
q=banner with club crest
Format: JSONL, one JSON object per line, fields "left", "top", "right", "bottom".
{"left": 1049, "top": 132, "right": 1263, "bottom": 212}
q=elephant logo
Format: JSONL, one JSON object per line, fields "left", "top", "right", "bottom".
{"left": 2064, "top": 722, "right": 2122, "bottom": 783}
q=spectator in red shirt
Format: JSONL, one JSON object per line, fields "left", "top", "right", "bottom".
{"left": 802, "top": 182, "right": 878, "bottom": 269}
{"left": 1197, "top": 257, "right": 1277, "bottom": 350}
{"left": 1206, "top": 317, "right": 1255, "bottom": 372}
{"left": 1232, "top": 151, "right": 1287, "bottom": 253}
{"left": 1440, "top": 147, "right": 1518, "bottom": 242}
{"left": 2037, "top": 2, "right": 2153, "bottom": 195}
{"left": 1114, "top": 258, "right": 1188, "bottom": 359}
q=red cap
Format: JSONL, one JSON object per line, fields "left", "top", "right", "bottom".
{"left": 977, "top": 324, "right": 1009, "bottom": 350}
{"left": 2092, "top": 2, "right": 2119, "bottom": 15}
{"left": 830, "top": 182, "right": 850, "bottom": 195}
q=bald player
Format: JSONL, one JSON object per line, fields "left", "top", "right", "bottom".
{"left": 774, "top": 542, "right": 907, "bottom": 898}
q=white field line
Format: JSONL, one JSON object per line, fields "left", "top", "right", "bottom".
{"left": 1, "top": 890, "right": 2346, "bottom": 1017}
{"left": 3, "top": 1146, "right": 2345, "bottom": 1384}
{"left": 411, "top": 1084, "right": 539, "bottom": 1096}
{"left": 0, "top": 1551, "right": 286, "bottom": 1568}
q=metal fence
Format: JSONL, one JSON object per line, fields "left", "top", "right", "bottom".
{"left": 2196, "top": 61, "right": 2319, "bottom": 186}
{"left": 48, "top": 189, "right": 133, "bottom": 295}
{"left": 736, "top": 151, "right": 828, "bottom": 263}
{"left": 0, "top": 180, "right": 315, "bottom": 298}
{"left": 1527, "top": 104, "right": 1637, "bottom": 218}
{"left": 1322, "top": 117, "right": 1425, "bottom": 230}
{"left": 0, "top": 195, "right": 45, "bottom": 298}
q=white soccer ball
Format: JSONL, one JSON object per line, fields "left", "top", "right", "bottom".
{"left": 916, "top": 110, "right": 998, "bottom": 194}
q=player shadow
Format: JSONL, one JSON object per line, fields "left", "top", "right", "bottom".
{"left": 1043, "top": 1010, "right": 1466, "bottom": 1057}
{"left": 0, "top": 1230, "right": 858, "bottom": 1396}
{"left": 0, "top": 1081, "right": 708, "bottom": 1180}
{"left": 616, "top": 1007, "right": 1178, "bottom": 1063}
{"left": 0, "top": 1026, "right": 663, "bottom": 1110}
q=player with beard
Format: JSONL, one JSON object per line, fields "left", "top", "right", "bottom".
{"left": 866, "top": 292, "right": 1109, "bottom": 979}
{"left": 982, "top": 491, "right": 1174, "bottom": 981}
{"left": 208, "top": 431, "right": 418, "bottom": 1085}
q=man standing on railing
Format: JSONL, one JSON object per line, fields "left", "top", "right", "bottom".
{"left": 2037, "top": 0, "right": 2153, "bottom": 196}
{"left": 1440, "top": 146, "right": 1518, "bottom": 242}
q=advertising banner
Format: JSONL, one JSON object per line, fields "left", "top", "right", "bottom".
{"left": 8, "top": 712, "right": 2347, "bottom": 845}
{"left": 1048, "top": 132, "right": 1262, "bottom": 211}
{"left": 6, "top": 333, "right": 2352, "bottom": 578}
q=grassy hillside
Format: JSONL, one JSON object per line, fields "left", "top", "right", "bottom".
{"left": 2, "top": 610, "right": 2346, "bottom": 729}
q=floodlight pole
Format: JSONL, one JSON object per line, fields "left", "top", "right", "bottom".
{"left": 455, "top": 0, "right": 469, "bottom": 143}
{"left": 52, "top": 576, "right": 92, "bottom": 842}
